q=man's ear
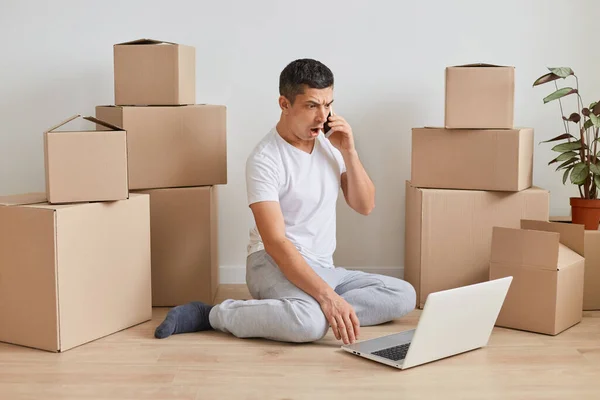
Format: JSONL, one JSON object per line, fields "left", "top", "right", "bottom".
{"left": 279, "top": 95, "right": 291, "bottom": 114}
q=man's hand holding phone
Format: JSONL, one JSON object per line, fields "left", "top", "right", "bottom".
{"left": 323, "top": 109, "right": 356, "bottom": 154}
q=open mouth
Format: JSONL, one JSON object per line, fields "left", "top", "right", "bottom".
{"left": 310, "top": 127, "right": 321, "bottom": 135}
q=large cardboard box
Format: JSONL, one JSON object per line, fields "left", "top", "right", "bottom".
{"left": 114, "top": 38, "right": 195, "bottom": 106}
{"left": 490, "top": 220, "right": 585, "bottom": 335}
{"left": 0, "top": 193, "right": 152, "bottom": 352}
{"left": 404, "top": 181, "right": 549, "bottom": 309}
{"left": 411, "top": 127, "right": 533, "bottom": 191}
{"left": 44, "top": 115, "right": 128, "bottom": 204}
{"left": 133, "top": 186, "right": 218, "bottom": 306}
{"left": 549, "top": 216, "right": 600, "bottom": 310}
{"left": 96, "top": 105, "right": 227, "bottom": 190}
{"left": 445, "top": 64, "right": 515, "bottom": 129}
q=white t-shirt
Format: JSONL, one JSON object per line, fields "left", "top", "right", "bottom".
{"left": 245, "top": 127, "right": 347, "bottom": 268}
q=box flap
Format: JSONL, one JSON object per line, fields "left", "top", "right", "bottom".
{"left": 491, "top": 226, "right": 560, "bottom": 270}
{"left": 520, "top": 219, "right": 584, "bottom": 256}
{"left": 115, "top": 38, "right": 177, "bottom": 46}
{"left": 82, "top": 116, "right": 124, "bottom": 131}
{"left": 557, "top": 243, "right": 585, "bottom": 270}
{"left": 44, "top": 115, "right": 81, "bottom": 133}
{"left": 0, "top": 192, "right": 47, "bottom": 206}
{"left": 45, "top": 115, "right": 123, "bottom": 133}
{"left": 449, "top": 63, "right": 513, "bottom": 68}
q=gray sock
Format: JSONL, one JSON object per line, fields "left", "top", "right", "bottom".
{"left": 154, "top": 301, "right": 214, "bottom": 339}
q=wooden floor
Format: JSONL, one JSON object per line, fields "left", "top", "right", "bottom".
{"left": 1, "top": 285, "right": 600, "bottom": 399}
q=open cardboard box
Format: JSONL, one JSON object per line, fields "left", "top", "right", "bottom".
{"left": 0, "top": 193, "right": 151, "bottom": 352}
{"left": 445, "top": 63, "right": 514, "bottom": 129}
{"left": 550, "top": 215, "right": 600, "bottom": 310}
{"left": 490, "top": 219, "right": 585, "bottom": 335}
{"left": 113, "top": 38, "right": 195, "bottom": 106}
{"left": 411, "top": 127, "right": 533, "bottom": 191}
{"left": 44, "top": 115, "right": 128, "bottom": 204}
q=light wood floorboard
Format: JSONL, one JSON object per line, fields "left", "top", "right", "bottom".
{"left": 1, "top": 284, "right": 599, "bottom": 399}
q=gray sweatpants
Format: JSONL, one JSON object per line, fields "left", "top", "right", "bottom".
{"left": 208, "top": 250, "right": 417, "bottom": 343}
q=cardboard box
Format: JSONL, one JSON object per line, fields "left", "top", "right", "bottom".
{"left": 133, "top": 186, "right": 218, "bottom": 306}
{"left": 490, "top": 220, "right": 585, "bottom": 335}
{"left": 114, "top": 38, "right": 195, "bottom": 106}
{"left": 0, "top": 193, "right": 152, "bottom": 352}
{"left": 549, "top": 216, "right": 600, "bottom": 310}
{"left": 96, "top": 105, "right": 227, "bottom": 190}
{"left": 404, "top": 181, "right": 549, "bottom": 309}
{"left": 411, "top": 127, "right": 533, "bottom": 191}
{"left": 445, "top": 64, "right": 515, "bottom": 129}
{"left": 44, "top": 115, "right": 129, "bottom": 204}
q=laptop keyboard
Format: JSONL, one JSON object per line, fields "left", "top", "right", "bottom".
{"left": 371, "top": 342, "right": 411, "bottom": 361}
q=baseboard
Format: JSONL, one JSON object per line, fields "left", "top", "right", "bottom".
{"left": 219, "top": 265, "right": 404, "bottom": 284}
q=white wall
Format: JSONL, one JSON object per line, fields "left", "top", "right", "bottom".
{"left": 1, "top": 0, "right": 598, "bottom": 282}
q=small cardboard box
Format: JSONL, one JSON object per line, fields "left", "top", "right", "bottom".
{"left": 445, "top": 64, "right": 515, "bottom": 129}
{"left": 114, "top": 38, "right": 195, "bottom": 106}
{"left": 44, "top": 115, "right": 129, "bottom": 204}
{"left": 133, "top": 186, "right": 218, "bottom": 306}
{"left": 490, "top": 220, "right": 585, "bottom": 335}
{"left": 549, "top": 216, "right": 600, "bottom": 310}
{"left": 0, "top": 193, "right": 152, "bottom": 352}
{"left": 404, "top": 181, "right": 549, "bottom": 309}
{"left": 96, "top": 105, "right": 226, "bottom": 190}
{"left": 411, "top": 127, "right": 533, "bottom": 191}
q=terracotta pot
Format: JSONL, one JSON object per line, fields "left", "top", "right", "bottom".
{"left": 570, "top": 197, "right": 600, "bottom": 230}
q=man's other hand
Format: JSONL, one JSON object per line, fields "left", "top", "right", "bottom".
{"left": 318, "top": 291, "right": 360, "bottom": 345}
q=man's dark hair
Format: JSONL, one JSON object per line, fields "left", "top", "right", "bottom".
{"left": 279, "top": 59, "right": 334, "bottom": 104}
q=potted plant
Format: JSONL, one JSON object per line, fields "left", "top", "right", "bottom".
{"left": 533, "top": 67, "right": 600, "bottom": 230}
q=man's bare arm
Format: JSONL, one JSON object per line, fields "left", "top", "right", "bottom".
{"left": 340, "top": 149, "right": 375, "bottom": 215}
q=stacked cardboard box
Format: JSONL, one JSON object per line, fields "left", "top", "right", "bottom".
{"left": 406, "top": 63, "right": 586, "bottom": 335}
{"left": 405, "top": 63, "right": 551, "bottom": 309}
{"left": 97, "top": 39, "right": 226, "bottom": 307}
{"left": 0, "top": 114, "right": 153, "bottom": 352}
{"left": 0, "top": 38, "right": 226, "bottom": 352}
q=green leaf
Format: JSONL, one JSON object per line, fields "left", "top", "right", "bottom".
{"left": 548, "top": 67, "right": 574, "bottom": 78}
{"left": 585, "top": 119, "right": 594, "bottom": 130}
{"left": 591, "top": 114, "right": 600, "bottom": 128}
{"left": 571, "top": 162, "right": 590, "bottom": 185}
{"left": 557, "top": 151, "right": 578, "bottom": 161}
{"left": 550, "top": 152, "right": 578, "bottom": 165}
{"left": 590, "top": 162, "right": 600, "bottom": 175}
{"left": 543, "top": 87, "right": 578, "bottom": 104}
{"left": 540, "top": 133, "right": 577, "bottom": 143}
{"left": 556, "top": 157, "right": 578, "bottom": 171}
{"left": 552, "top": 141, "right": 582, "bottom": 152}
{"left": 533, "top": 72, "right": 560, "bottom": 87}
{"left": 595, "top": 174, "right": 600, "bottom": 189}
{"left": 590, "top": 102, "right": 598, "bottom": 110}
{"left": 563, "top": 167, "right": 573, "bottom": 184}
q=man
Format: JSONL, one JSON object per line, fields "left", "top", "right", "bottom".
{"left": 155, "top": 58, "right": 416, "bottom": 345}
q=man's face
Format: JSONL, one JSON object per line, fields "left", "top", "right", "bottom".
{"left": 282, "top": 86, "right": 334, "bottom": 141}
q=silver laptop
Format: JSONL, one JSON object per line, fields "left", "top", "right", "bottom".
{"left": 341, "top": 276, "right": 512, "bottom": 370}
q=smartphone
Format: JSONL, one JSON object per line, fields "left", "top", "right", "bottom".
{"left": 323, "top": 108, "right": 334, "bottom": 138}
